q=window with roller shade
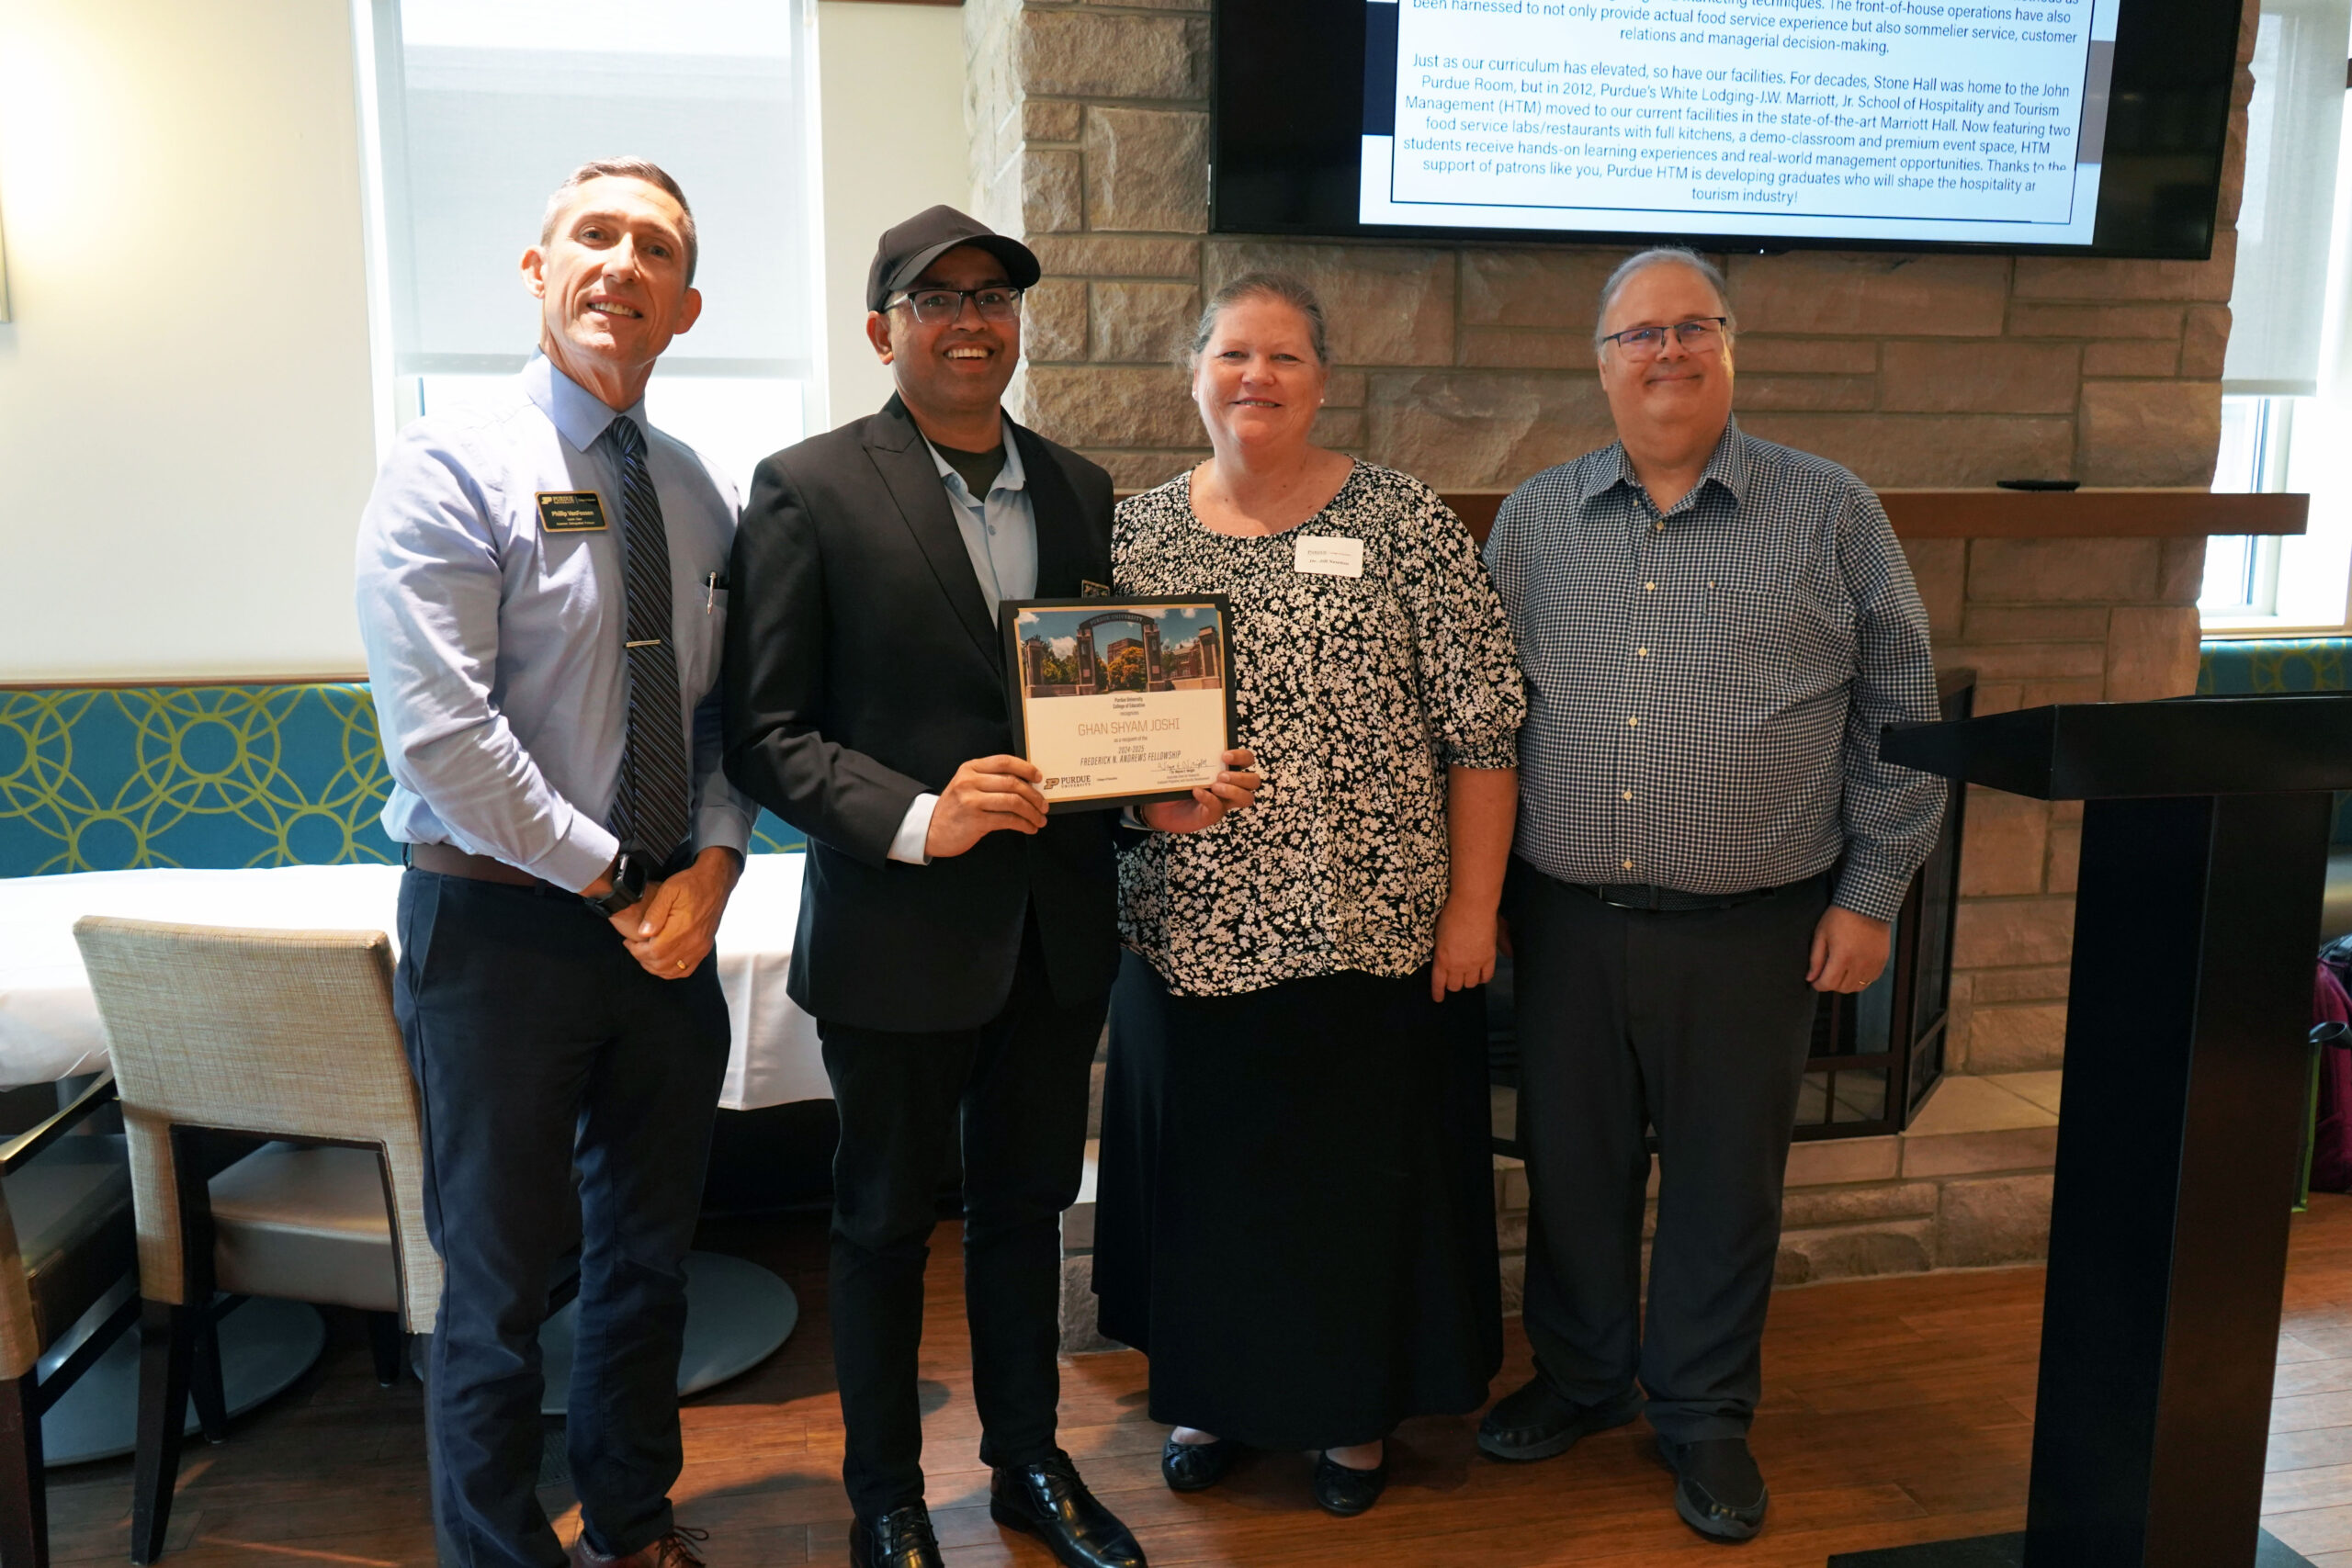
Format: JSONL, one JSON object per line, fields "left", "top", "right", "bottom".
{"left": 2204, "top": 0, "right": 2352, "bottom": 630}
{"left": 363, "top": 0, "right": 819, "bottom": 496}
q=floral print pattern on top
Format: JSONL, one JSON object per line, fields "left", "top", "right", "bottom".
{"left": 1114, "top": 461, "right": 1528, "bottom": 998}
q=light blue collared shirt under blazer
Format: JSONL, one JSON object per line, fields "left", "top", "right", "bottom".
{"left": 355, "top": 355, "right": 757, "bottom": 891}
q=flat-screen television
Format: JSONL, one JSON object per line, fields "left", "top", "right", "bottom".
{"left": 1215, "top": 0, "right": 2240, "bottom": 257}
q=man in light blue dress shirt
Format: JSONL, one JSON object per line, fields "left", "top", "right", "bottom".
{"left": 356, "top": 158, "right": 752, "bottom": 1568}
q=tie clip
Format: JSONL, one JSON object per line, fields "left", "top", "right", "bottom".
{"left": 626, "top": 638, "right": 663, "bottom": 649}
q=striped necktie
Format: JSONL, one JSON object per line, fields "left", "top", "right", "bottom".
{"left": 601, "top": 414, "right": 693, "bottom": 868}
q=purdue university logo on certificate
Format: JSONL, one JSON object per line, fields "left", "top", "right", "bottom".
{"left": 998, "top": 595, "right": 1238, "bottom": 814}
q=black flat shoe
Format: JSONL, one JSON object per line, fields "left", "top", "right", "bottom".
{"left": 990, "top": 1450, "right": 1148, "bottom": 1568}
{"left": 850, "top": 1504, "right": 944, "bottom": 1568}
{"left": 1656, "top": 1434, "right": 1770, "bottom": 1541}
{"left": 1310, "top": 1450, "right": 1388, "bottom": 1517}
{"left": 1476, "top": 1376, "right": 1645, "bottom": 1461}
{"left": 1161, "top": 1435, "right": 1238, "bottom": 1493}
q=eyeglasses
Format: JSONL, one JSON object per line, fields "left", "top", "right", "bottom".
{"left": 1600, "top": 317, "right": 1730, "bottom": 358}
{"left": 887, "top": 287, "right": 1025, "bottom": 324}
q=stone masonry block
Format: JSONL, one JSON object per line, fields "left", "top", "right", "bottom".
{"left": 2013, "top": 232, "right": 2238, "bottom": 303}
{"left": 1936, "top": 1174, "right": 2055, "bottom": 1268}
{"left": 1937, "top": 641, "right": 2108, "bottom": 681}
{"left": 1091, "top": 280, "right": 1198, "bottom": 363}
{"left": 1967, "top": 537, "right": 2161, "bottom": 603}
{"left": 1025, "top": 365, "right": 1199, "bottom": 446}
{"left": 1962, "top": 604, "right": 2110, "bottom": 643}
{"left": 1078, "top": 448, "right": 1202, "bottom": 491}
{"left": 1970, "top": 964, "right": 2072, "bottom": 1004}
{"left": 2079, "top": 381, "right": 2222, "bottom": 488}
{"left": 1082, "top": 107, "right": 1208, "bottom": 233}
{"left": 1022, "top": 149, "right": 1084, "bottom": 233}
{"left": 1736, "top": 376, "right": 1876, "bottom": 412}
{"left": 2104, "top": 604, "right": 2203, "bottom": 702}
{"left": 1206, "top": 242, "right": 1455, "bottom": 367}
{"left": 1737, "top": 338, "right": 1878, "bottom": 373}
{"left": 2007, "top": 302, "right": 2183, "bottom": 339}
{"left": 1461, "top": 247, "right": 1628, "bottom": 332}
{"left": 1366, "top": 371, "right": 1614, "bottom": 489}
{"left": 1020, "top": 10, "right": 1208, "bottom": 100}
{"left": 2084, "top": 340, "right": 2179, "bottom": 378}
{"left": 2158, "top": 537, "right": 2208, "bottom": 604}
{"left": 1460, "top": 330, "right": 1589, "bottom": 370}
{"left": 1969, "top": 1002, "right": 2068, "bottom": 1072}
{"left": 1023, "top": 277, "right": 1088, "bottom": 363}
{"left": 1027, "top": 235, "right": 1198, "bottom": 278}
{"left": 1728, "top": 251, "right": 2009, "bottom": 336}
{"left": 1781, "top": 1180, "right": 1940, "bottom": 1228}
{"left": 2047, "top": 818, "right": 2081, "bottom": 895}
{"left": 1312, "top": 407, "right": 1367, "bottom": 448}
{"left": 1902, "top": 538, "right": 1965, "bottom": 640}
{"left": 1953, "top": 897, "right": 2075, "bottom": 969}
{"left": 1881, "top": 340, "right": 2079, "bottom": 414}
{"left": 1326, "top": 371, "right": 1369, "bottom": 406}
{"left": 1059, "top": 1253, "right": 1120, "bottom": 1354}
{"left": 1023, "top": 99, "right": 1083, "bottom": 143}
{"left": 1776, "top": 1221, "right": 1936, "bottom": 1286}
{"left": 2180, "top": 304, "right": 2232, "bottom": 379}
{"left": 1735, "top": 414, "right": 2072, "bottom": 488}
{"left": 1959, "top": 787, "right": 2050, "bottom": 897}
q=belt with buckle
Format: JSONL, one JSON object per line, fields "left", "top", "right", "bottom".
{"left": 405, "top": 841, "right": 562, "bottom": 893}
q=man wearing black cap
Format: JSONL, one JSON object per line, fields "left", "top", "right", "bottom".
{"left": 723, "top": 209, "right": 1255, "bottom": 1568}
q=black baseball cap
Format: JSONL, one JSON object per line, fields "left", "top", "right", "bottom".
{"left": 866, "top": 206, "right": 1041, "bottom": 313}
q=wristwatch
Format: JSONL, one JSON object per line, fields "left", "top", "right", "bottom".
{"left": 582, "top": 850, "right": 650, "bottom": 917}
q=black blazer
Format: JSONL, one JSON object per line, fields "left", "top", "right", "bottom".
{"left": 722, "top": 395, "right": 1119, "bottom": 1032}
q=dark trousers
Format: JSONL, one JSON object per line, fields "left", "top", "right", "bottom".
{"left": 393, "top": 870, "right": 729, "bottom": 1568}
{"left": 1510, "top": 861, "right": 1827, "bottom": 1443}
{"left": 818, "top": 914, "right": 1106, "bottom": 1519}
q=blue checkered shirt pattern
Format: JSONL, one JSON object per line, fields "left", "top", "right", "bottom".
{"left": 1484, "top": 420, "right": 1946, "bottom": 923}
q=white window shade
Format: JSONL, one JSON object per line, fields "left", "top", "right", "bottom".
{"left": 2223, "top": 0, "right": 2352, "bottom": 396}
{"left": 368, "top": 0, "right": 818, "bottom": 486}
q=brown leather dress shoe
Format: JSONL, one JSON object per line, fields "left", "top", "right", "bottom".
{"left": 570, "top": 1525, "right": 709, "bottom": 1567}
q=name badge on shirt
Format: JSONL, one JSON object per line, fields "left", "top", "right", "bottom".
{"left": 1294, "top": 536, "right": 1364, "bottom": 578}
{"left": 536, "top": 491, "right": 609, "bottom": 533}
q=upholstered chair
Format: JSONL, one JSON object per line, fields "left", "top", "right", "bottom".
{"left": 72, "top": 919, "right": 441, "bottom": 1565}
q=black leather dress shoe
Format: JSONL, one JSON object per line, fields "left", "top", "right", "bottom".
{"left": 1476, "top": 1376, "right": 1644, "bottom": 1461}
{"left": 990, "top": 1450, "right": 1148, "bottom": 1568}
{"left": 1310, "top": 1450, "right": 1388, "bottom": 1517}
{"left": 1160, "top": 1435, "right": 1238, "bottom": 1493}
{"left": 1657, "top": 1435, "right": 1770, "bottom": 1541}
{"left": 850, "top": 1504, "right": 943, "bottom": 1568}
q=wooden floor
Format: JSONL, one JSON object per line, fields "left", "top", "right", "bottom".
{"left": 38, "top": 1195, "right": 2352, "bottom": 1566}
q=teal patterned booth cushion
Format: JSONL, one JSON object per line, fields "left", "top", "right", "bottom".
{"left": 2199, "top": 638, "right": 2352, "bottom": 846}
{"left": 0, "top": 683, "right": 803, "bottom": 879}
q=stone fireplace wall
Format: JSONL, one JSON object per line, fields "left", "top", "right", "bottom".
{"left": 979, "top": 0, "right": 2261, "bottom": 1307}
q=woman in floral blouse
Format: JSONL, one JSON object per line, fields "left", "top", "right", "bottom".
{"left": 1091, "top": 273, "right": 1528, "bottom": 1517}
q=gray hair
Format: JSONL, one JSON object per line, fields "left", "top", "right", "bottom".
{"left": 1593, "top": 247, "right": 1734, "bottom": 351}
{"left": 1188, "top": 273, "right": 1332, "bottom": 367}
{"left": 540, "top": 157, "right": 699, "bottom": 284}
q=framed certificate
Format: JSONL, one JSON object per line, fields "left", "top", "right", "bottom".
{"left": 999, "top": 594, "right": 1238, "bottom": 814}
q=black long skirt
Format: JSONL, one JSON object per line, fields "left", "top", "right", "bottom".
{"left": 1091, "top": 951, "right": 1503, "bottom": 1450}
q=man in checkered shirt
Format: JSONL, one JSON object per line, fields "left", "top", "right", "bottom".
{"left": 1476, "top": 248, "right": 1946, "bottom": 1542}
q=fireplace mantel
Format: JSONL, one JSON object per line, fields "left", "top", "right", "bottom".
{"left": 1436, "top": 489, "right": 2309, "bottom": 545}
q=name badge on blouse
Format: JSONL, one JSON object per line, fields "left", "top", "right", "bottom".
{"left": 536, "top": 491, "right": 609, "bottom": 533}
{"left": 1294, "top": 536, "right": 1363, "bottom": 578}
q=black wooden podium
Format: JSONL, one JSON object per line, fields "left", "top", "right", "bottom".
{"left": 1829, "top": 694, "right": 2352, "bottom": 1568}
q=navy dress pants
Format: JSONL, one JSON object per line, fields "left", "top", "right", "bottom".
{"left": 1509, "top": 863, "right": 1827, "bottom": 1444}
{"left": 817, "top": 915, "right": 1107, "bottom": 1519}
{"left": 394, "top": 869, "right": 729, "bottom": 1568}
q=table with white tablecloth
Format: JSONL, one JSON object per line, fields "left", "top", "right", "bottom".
{"left": 0, "top": 854, "right": 827, "bottom": 1105}
{"left": 0, "top": 853, "right": 821, "bottom": 1451}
